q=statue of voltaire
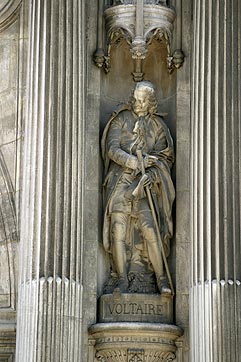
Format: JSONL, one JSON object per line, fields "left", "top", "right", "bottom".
{"left": 101, "top": 81, "right": 175, "bottom": 294}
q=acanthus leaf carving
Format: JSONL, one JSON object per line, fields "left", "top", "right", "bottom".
{"left": 127, "top": 348, "right": 144, "bottom": 362}
{"left": 95, "top": 349, "right": 176, "bottom": 362}
{"left": 96, "top": 350, "right": 127, "bottom": 362}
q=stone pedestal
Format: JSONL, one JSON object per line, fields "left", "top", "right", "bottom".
{"left": 89, "top": 292, "right": 182, "bottom": 362}
{"left": 99, "top": 293, "right": 173, "bottom": 324}
{"left": 89, "top": 322, "right": 182, "bottom": 362}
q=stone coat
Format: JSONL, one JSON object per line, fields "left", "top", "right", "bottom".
{"left": 101, "top": 106, "right": 175, "bottom": 257}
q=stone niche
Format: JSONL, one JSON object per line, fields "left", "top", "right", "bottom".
{"left": 89, "top": 2, "right": 183, "bottom": 362}
{"left": 97, "top": 0, "right": 177, "bottom": 308}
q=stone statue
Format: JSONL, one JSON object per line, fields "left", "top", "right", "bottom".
{"left": 101, "top": 81, "right": 175, "bottom": 294}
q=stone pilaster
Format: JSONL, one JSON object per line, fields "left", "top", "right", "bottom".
{"left": 175, "top": 0, "right": 192, "bottom": 360}
{"left": 190, "top": 1, "right": 241, "bottom": 361}
{"left": 15, "top": 1, "right": 86, "bottom": 361}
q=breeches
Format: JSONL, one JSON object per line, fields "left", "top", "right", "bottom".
{"left": 110, "top": 207, "right": 164, "bottom": 277}
{"left": 110, "top": 209, "right": 157, "bottom": 245}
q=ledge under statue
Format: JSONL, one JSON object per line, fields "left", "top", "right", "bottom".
{"left": 101, "top": 80, "right": 175, "bottom": 296}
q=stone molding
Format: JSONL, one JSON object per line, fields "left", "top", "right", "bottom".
{"left": 0, "top": 327, "right": 15, "bottom": 362}
{"left": 96, "top": 349, "right": 176, "bottom": 362}
{"left": 0, "top": 0, "right": 22, "bottom": 32}
{"left": 89, "top": 322, "right": 183, "bottom": 362}
{"left": 94, "top": 1, "right": 184, "bottom": 79}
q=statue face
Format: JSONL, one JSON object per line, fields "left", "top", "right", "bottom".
{"left": 133, "top": 88, "right": 150, "bottom": 117}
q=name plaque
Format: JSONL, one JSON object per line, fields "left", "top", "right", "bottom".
{"left": 99, "top": 293, "right": 173, "bottom": 323}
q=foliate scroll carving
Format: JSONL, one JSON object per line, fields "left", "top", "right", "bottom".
{"left": 89, "top": 323, "right": 182, "bottom": 362}
{"left": 127, "top": 349, "right": 144, "bottom": 362}
{"left": 95, "top": 349, "right": 176, "bottom": 362}
{"left": 145, "top": 351, "right": 176, "bottom": 362}
{"left": 96, "top": 350, "right": 127, "bottom": 362}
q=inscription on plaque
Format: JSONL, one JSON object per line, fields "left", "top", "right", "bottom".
{"left": 99, "top": 293, "right": 173, "bottom": 323}
{"left": 107, "top": 302, "right": 163, "bottom": 316}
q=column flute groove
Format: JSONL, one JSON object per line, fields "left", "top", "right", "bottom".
{"left": 16, "top": 1, "right": 86, "bottom": 361}
{"left": 191, "top": 1, "right": 241, "bottom": 361}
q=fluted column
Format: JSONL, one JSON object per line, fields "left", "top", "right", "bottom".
{"left": 190, "top": 1, "right": 241, "bottom": 361}
{"left": 16, "top": 1, "right": 86, "bottom": 361}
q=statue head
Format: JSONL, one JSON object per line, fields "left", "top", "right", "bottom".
{"left": 131, "top": 81, "right": 158, "bottom": 116}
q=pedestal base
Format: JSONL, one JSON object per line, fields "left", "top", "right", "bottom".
{"left": 89, "top": 322, "right": 183, "bottom": 362}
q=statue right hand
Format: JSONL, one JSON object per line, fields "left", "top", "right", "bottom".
{"left": 126, "top": 155, "right": 138, "bottom": 170}
{"left": 144, "top": 155, "right": 158, "bottom": 168}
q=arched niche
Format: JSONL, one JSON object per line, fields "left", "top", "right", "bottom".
{"left": 98, "top": 36, "right": 177, "bottom": 295}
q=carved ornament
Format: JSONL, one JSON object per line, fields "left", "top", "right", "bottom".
{"left": 93, "top": 0, "right": 184, "bottom": 80}
{"left": 96, "top": 349, "right": 176, "bottom": 362}
{"left": 89, "top": 322, "right": 183, "bottom": 362}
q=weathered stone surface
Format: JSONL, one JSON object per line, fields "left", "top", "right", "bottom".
{"left": 15, "top": 1, "right": 88, "bottom": 361}
{"left": 89, "top": 322, "right": 183, "bottom": 362}
{"left": 0, "top": 1, "right": 27, "bottom": 331}
{"left": 0, "top": 0, "right": 240, "bottom": 361}
{"left": 175, "top": 243, "right": 190, "bottom": 293}
{"left": 174, "top": 1, "right": 192, "bottom": 361}
{"left": 190, "top": 1, "right": 241, "bottom": 361}
{"left": 0, "top": 325, "right": 16, "bottom": 361}
{"left": 99, "top": 293, "right": 173, "bottom": 323}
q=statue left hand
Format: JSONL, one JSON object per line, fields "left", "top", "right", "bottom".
{"left": 142, "top": 173, "right": 152, "bottom": 188}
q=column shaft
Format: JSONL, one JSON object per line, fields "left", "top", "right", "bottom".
{"left": 16, "top": 1, "right": 86, "bottom": 361}
{"left": 190, "top": 1, "right": 241, "bottom": 361}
